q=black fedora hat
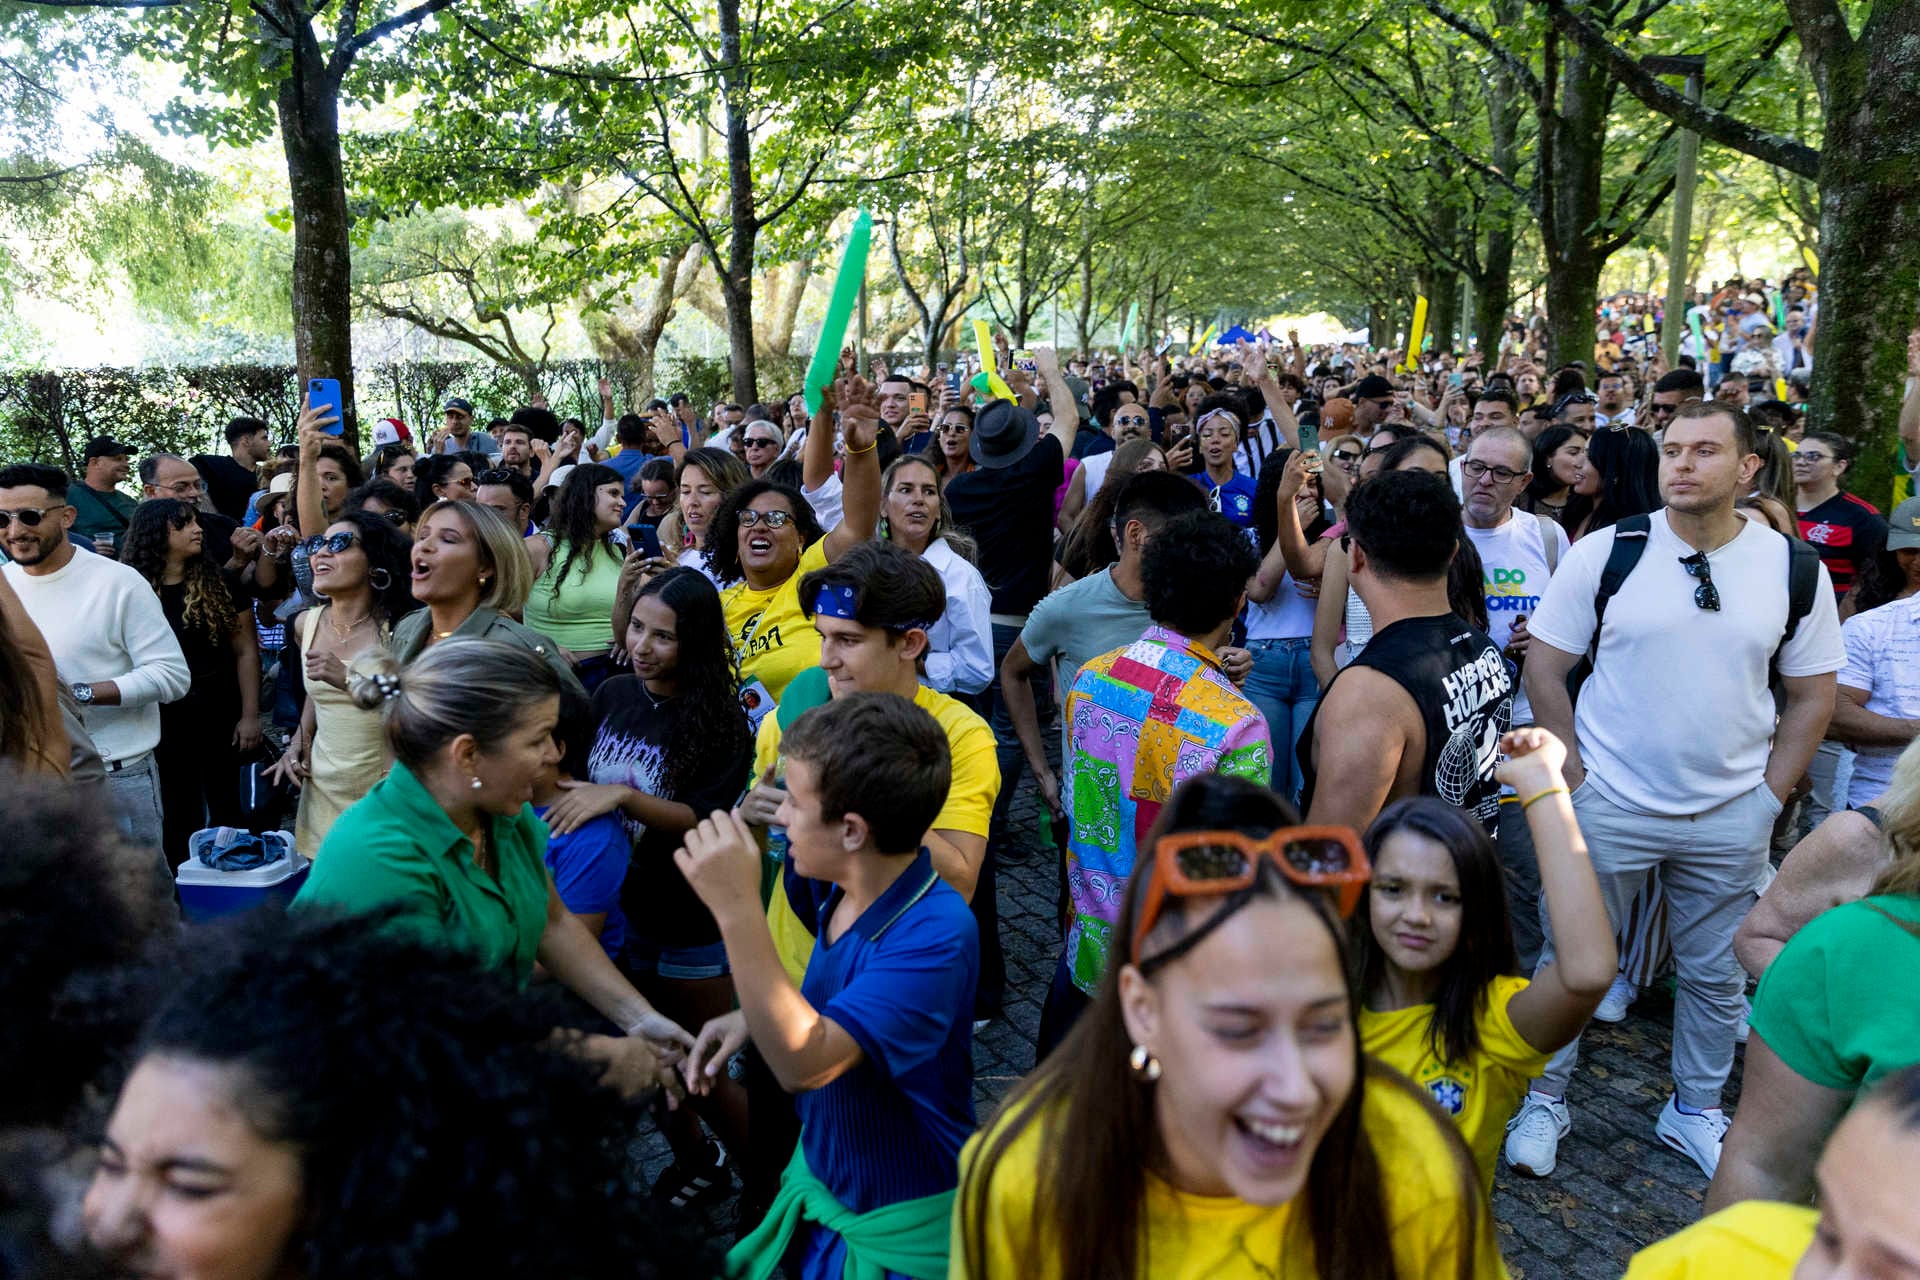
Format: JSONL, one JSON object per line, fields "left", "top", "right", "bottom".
{"left": 969, "top": 400, "right": 1041, "bottom": 470}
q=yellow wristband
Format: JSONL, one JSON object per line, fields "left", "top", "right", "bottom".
{"left": 1521, "top": 786, "right": 1570, "bottom": 811}
{"left": 844, "top": 440, "right": 877, "bottom": 455}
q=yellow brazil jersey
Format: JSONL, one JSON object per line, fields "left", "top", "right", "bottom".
{"left": 721, "top": 539, "right": 831, "bottom": 706}
{"left": 1622, "top": 1202, "right": 1817, "bottom": 1279}
{"left": 951, "top": 1071, "right": 1507, "bottom": 1280}
{"left": 1359, "top": 974, "right": 1551, "bottom": 1192}
{"left": 757, "top": 679, "right": 1001, "bottom": 985}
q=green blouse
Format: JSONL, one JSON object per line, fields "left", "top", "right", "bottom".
{"left": 294, "top": 760, "right": 552, "bottom": 984}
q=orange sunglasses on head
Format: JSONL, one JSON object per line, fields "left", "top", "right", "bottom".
{"left": 1131, "top": 827, "right": 1373, "bottom": 967}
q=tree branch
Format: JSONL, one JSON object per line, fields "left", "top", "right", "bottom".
{"left": 1782, "top": 0, "right": 1852, "bottom": 102}
{"left": 1534, "top": 0, "right": 1821, "bottom": 178}
{"left": 339, "top": 0, "right": 459, "bottom": 65}
{"left": 1419, "top": 0, "right": 1543, "bottom": 98}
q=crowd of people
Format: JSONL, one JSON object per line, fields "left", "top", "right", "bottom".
{"left": 1, "top": 294, "right": 1917, "bottom": 1279}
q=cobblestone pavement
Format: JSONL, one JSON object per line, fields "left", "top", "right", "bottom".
{"left": 647, "top": 772, "right": 1738, "bottom": 1277}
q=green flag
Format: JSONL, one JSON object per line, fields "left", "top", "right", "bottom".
{"left": 803, "top": 208, "right": 873, "bottom": 416}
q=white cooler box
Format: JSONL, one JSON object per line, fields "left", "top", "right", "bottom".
{"left": 175, "top": 832, "right": 309, "bottom": 923}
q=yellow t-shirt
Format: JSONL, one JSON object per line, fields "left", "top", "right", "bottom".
{"left": 721, "top": 539, "right": 832, "bottom": 704}
{"left": 757, "top": 680, "right": 1001, "bottom": 985}
{"left": 1622, "top": 1202, "right": 1817, "bottom": 1278}
{"left": 1359, "top": 974, "right": 1552, "bottom": 1191}
{"left": 951, "top": 1072, "right": 1506, "bottom": 1280}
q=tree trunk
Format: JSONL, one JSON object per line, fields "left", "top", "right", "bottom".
{"left": 278, "top": 52, "right": 356, "bottom": 448}
{"left": 1426, "top": 267, "right": 1461, "bottom": 356}
{"left": 1541, "top": 47, "right": 1610, "bottom": 369}
{"left": 1807, "top": 22, "right": 1920, "bottom": 506}
{"left": 595, "top": 242, "right": 702, "bottom": 401}
{"left": 718, "top": 0, "right": 758, "bottom": 406}
{"left": 1477, "top": 9, "right": 1522, "bottom": 360}
{"left": 758, "top": 256, "right": 813, "bottom": 358}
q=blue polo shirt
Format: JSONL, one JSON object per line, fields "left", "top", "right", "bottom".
{"left": 790, "top": 849, "right": 978, "bottom": 1277}
{"left": 1204, "top": 471, "right": 1258, "bottom": 528}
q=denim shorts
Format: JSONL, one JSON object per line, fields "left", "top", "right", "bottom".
{"left": 622, "top": 937, "right": 731, "bottom": 981}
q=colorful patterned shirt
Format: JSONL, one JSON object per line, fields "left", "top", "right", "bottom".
{"left": 1062, "top": 626, "right": 1272, "bottom": 993}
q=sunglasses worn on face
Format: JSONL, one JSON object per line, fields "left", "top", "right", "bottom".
{"left": 738, "top": 509, "right": 795, "bottom": 529}
{"left": 1114, "top": 415, "right": 1150, "bottom": 427}
{"left": 1679, "top": 551, "right": 1721, "bottom": 611}
{"left": 745, "top": 437, "right": 780, "bottom": 448}
{"left": 0, "top": 504, "right": 67, "bottom": 528}
{"left": 1132, "top": 827, "right": 1372, "bottom": 967}
{"left": 1331, "top": 450, "right": 1361, "bottom": 464}
{"left": 302, "top": 532, "right": 360, "bottom": 556}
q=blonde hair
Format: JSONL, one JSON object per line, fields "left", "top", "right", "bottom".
{"left": 348, "top": 638, "right": 560, "bottom": 769}
{"left": 881, "top": 453, "right": 976, "bottom": 562}
{"left": 1871, "top": 737, "right": 1920, "bottom": 897}
{"left": 416, "top": 500, "right": 534, "bottom": 616}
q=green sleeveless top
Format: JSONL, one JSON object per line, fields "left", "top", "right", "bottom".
{"left": 524, "top": 535, "right": 623, "bottom": 653}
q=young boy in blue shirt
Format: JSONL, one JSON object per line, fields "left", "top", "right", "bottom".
{"left": 676, "top": 692, "right": 979, "bottom": 1280}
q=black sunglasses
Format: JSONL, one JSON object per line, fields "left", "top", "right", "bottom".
{"left": 1679, "top": 551, "right": 1720, "bottom": 611}
{"left": 301, "top": 532, "right": 361, "bottom": 556}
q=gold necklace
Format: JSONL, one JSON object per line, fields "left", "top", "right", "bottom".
{"left": 327, "top": 606, "right": 373, "bottom": 644}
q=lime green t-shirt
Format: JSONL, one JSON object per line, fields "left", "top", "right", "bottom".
{"left": 1749, "top": 894, "right": 1920, "bottom": 1092}
{"left": 295, "top": 760, "right": 553, "bottom": 985}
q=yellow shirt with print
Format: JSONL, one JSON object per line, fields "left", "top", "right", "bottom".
{"left": 756, "top": 677, "right": 1001, "bottom": 985}
{"left": 951, "top": 1069, "right": 1507, "bottom": 1279}
{"left": 1359, "top": 974, "right": 1551, "bottom": 1192}
{"left": 1622, "top": 1202, "right": 1817, "bottom": 1279}
{"left": 722, "top": 539, "right": 831, "bottom": 705}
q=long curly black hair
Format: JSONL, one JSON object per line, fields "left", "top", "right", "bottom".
{"left": 0, "top": 768, "right": 172, "bottom": 1131}
{"left": 703, "top": 479, "right": 823, "bottom": 586}
{"left": 119, "top": 498, "right": 237, "bottom": 644}
{"left": 117, "top": 907, "right": 720, "bottom": 1279}
{"left": 633, "top": 567, "right": 750, "bottom": 798}
{"left": 546, "top": 462, "right": 626, "bottom": 587}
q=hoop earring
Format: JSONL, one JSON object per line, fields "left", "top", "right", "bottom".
{"left": 1128, "top": 1043, "right": 1162, "bottom": 1083}
{"left": 368, "top": 567, "right": 392, "bottom": 592}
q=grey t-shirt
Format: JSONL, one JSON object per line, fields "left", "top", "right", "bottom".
{"left": 1020, "top": 568, "right": 1150, "bottom": 694}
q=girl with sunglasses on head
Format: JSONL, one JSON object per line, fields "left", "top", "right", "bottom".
{"left": 654, "top": 446, "right": 749, "bottom": 585}
{"left": 955, "top": 772, "right": 1500, "bottom": 1280}
{"left": 121, "top": 498, "right": 263, "bottom": 868}
{"left": 269, "top": 511, "right": 419, "bottom": 856}
{"left": 1354, "top": 727, "right": 1616, "bottom": 1191}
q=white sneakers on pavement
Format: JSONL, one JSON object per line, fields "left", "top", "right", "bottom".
{"left": 1504, "top": 1092, "right": 1571, "bottom": 1177}
{"left": 1592, "top": 972, "right": 1637, "bottom": 1024}
{"left": 1655, "top": 1095, "right": 1730, "bottom": 1180}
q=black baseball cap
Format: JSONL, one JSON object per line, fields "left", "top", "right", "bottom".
{"left": 83, "top": 435, "right": 134, "bottom": 460}
{"left": 1352, "top": 374, "right": 1396, "bottom": 401}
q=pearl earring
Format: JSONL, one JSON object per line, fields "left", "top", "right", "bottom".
{"left": 470, "top": 776, "right": 483, "bottom": 790}
{"left": 1128, "top": 1043, "right": 1162, "bottom": 1083}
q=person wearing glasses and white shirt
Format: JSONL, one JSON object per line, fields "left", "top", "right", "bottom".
{"left": 1457, "top": 427, "right": 1568, "bottom": 974}
{"left": 739, "top": 419, "right": 786, "bottom": 481}
{"left": 1504, "top": 401, "right": 1843, "bottom": 1183}
{"left": 0, "top": 464, "right": 191, "bottom": 856}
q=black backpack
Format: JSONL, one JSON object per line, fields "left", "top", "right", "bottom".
{"left": 1566, "top": 513, "right": 1822, "bottom": 705}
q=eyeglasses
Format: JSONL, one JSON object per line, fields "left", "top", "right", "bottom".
{"left": 0, "top": 504, "right": 68, "bottom": 528}
{"left": 1793, "top": 451, "right": 1830, "bottom": 463}
{"left": 1132, "top": 827, "right": 1371, "bottom": 966}
{"left": 1679, "top": 551, "right": 1721, "bottom": 612}
{"left": 639, "top": 492, "right": 674, "bottom": 510}
{"left": 154, "top": 479, "right": 204, "bottom": 497}
{"left": 301, "top": 532, "right": 360, "bottom": 556}
{"left": 938, "top": 423, "right": 971, "bottom": 436}
{"left": 744, "top": 436, "right": 780, "bottom": 449}
{"left": 1460, "top": 458, "right": 1527, "bottom": 484}
{"left": 1648, "top": 402, "right": 1680, "bottom": 417}
{"left": 737, "top": 509, "right": 795, "bottom": 529}
{"left": 1330, "top": 449, "right": 1362, "bottom": 465}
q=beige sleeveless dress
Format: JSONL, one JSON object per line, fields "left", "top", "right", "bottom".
{"left": 292, "top": 607, "right": 392, "bottom": 857}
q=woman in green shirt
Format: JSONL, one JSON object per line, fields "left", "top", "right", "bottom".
{"left": 295, "top": 636, "right": 689, "bottom": 1090}
{"left": 525, "top": 464, "right": 629, "bottom": 691}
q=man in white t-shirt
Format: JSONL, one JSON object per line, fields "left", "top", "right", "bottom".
{"left": 1505, "top": 402, "right": 1842, "bottom": 1182}
{"left": 1830, "top": 508, "right": 1920, "bottom": 807}
{"left": 1459, "top": 426, "right": 1569, "bottom": 970}
{"left": 1, "top": 463, "right": 191, "bottom": 856}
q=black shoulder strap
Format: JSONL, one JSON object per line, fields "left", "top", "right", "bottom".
{"left": 1779, "top": 536, "right": 1821, "bottom": 651}
{"left": 1588, "top": 514, "right": 1653, "bottom": 655}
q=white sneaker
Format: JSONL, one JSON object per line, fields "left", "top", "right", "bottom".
{"left": 1504, "top": 1093, "right": 1571, "bottom": 1177}
{"left": 1655, "top": 1096, "right": 1730, "bottom": 1179}
{"left": 1592, "top": 973, "right": 1637, "bottom": 1024}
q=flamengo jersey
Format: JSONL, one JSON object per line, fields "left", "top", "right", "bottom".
{"left": 1797, "top": 491, "right": 1886, "bottom": 601}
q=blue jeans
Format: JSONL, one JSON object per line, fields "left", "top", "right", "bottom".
{"left": 1240, "top": 637, "right": 1316, "bottom": 804}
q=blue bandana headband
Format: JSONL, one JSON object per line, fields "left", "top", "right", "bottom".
{"left": 812, "top": 584, "right": 935, "bottom": 633}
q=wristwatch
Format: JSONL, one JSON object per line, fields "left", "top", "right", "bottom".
{"left": 70, "top": 682, "right": 95, "bottom": 705}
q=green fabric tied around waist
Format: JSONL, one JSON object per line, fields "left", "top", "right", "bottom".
{"left": 727, "top": 1136, "right": 954, "bottom": 1280}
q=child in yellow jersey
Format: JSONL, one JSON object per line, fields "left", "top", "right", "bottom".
{"left": 1352, "top": 727, "right": 1618, "bottom": 1191}
{"left": 953, "top": 772, "right": 1503, "bottom": 1280}
{"left": 1622, "top": 1062, "right": 1920, "bottom": 1279}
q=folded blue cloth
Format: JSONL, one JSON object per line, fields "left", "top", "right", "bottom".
{"left": 190, "top": 827, "right": 293, "bottom": 871}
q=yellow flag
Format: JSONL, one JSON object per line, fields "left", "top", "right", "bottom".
{"left": 970, "top": 319, "right": 1015, "bottom": 401}
{"left": 1400, "top": 296, "right": 1430, "bottom": 372}
{"left": 1801, "top": 246, "right": 1820, "bottom": 278}
{"left": 1190, "top": 322, "right": 1219, "bottom": 355}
